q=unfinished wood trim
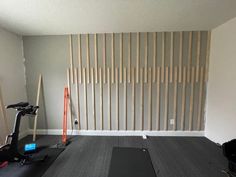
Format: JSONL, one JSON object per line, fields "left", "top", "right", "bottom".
{"left": 173, "top": 67, "right": 178, "bottom": 130}
{"left": 86, "top": 34, "right": 90, "bottom": 83}
{"left": 205, "top": 31, "right": 211, "bottom": 82}
{"left": 132, "top": 68, "right": 135, "bottom": 130}
{"left": 180, "top": 67, "right": 186, "bottom": 130}
{"left": 91, "top": 68, "right": 96, "bottom": 130}
{"left": 120, "top": 33, "right": 123, "bottom": 83}
{"left": 188, "top": 67, "right": 195, "bottom": 131}
{"left": 94, "top": 34, "right": 98, "bottom": 83}
{"left": 103, "top": 33, "right": 106, "bottom": 84}
{"left": 196, "top": 31, "right": 201, "bottom": 82}
{"left": 187, "top": 32, "right": 192, "bottom": 83}
{"left": 140, "top": 68, "right": 144, "bottom": 130}
{"left": 197, "top": 67, "right": 204, "bottom": 130}
{"left": 178, "top": 32, "right": 183, "bottom": 83}
{"left": 75, "top": 68, "right": 80, "bottom": 130}
{"left": 67, "top": 69, "right": 73, "bottom": 131}
{"left": 107, "top": 68, "right": 111, "bottom": 130}
{"left": 144, "top": 32, "right": 148, "bottom": 83}
{"left": 156, "top": 67, "right": 160, "bottom": 130}
{"left": 148, "top": 68, "right": 152, "bottom": 130}
{"left": 78, "top": 34, "right": 82, "bottom": 83}
{"left": 152, "top": 32, "right": 156, "bottom": 83}
{"left": 164, "top": 67, "right": 169, "bottom": 130}
{"left": 99, "top": 68, "right": 103, "bottom": 130}
{"left": 128, "top": 33, "right": 131, "bottom": 83}
{"left": 136, "top": 32, "right": 140, "bottom": 83}
{"left": 0, "top": 84, "right": 9, "bottom": 134}
{"left": 111, "top": 33, "right": 115, "bottom": 83}
{"left": 170, "top": 32, "right": 174, "bottom": 83}
{"left": 161, "top": 32, "right": 165, "bottom": 83}
{"left": 115, "top": 68, "right": 119, "bottom": 130}
{"left": 83, "top": 68, "right": 88, "bottom": 130}
{"left": 124, "top": 68, "right": 127, "bottom": 130}
{"left": 69, "top": 35, "right": 74, "bottom": 84}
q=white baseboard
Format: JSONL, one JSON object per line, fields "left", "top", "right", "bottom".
{"left": 28, "top": 129, "right": 205, "bottom": 137}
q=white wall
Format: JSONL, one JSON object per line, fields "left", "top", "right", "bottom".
{"left": 206, "top": 17, "right": 236, "bottom": 144}
{"left": 0, "top": 27, "right": 28, "bottom": 144}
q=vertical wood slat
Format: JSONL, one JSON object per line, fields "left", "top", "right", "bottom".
{"left": 161, "top": 32, "right": 165, "bottom": 83}
{"left": 86, "top": 34, "right": 90, "bottom": 83}
{"left": 75, "top": 68, "right": 80, "bottom": 130}
{"left": 170, "top": 32, "right": 174, "bottom": 83}
{"left": 178, "top": 32, "right": 183, "bottom": 83}
{"left": 91, "top": 68, "right": 96, "bottom": 130}
{"left": 67, "top": 68, "right": 73, "bottom": 130}
{"left": 144, "top": 32, "right": 148, "bottom": 83}
{"left": 83, "top": 68, "right": 88, "bottom": 130}
{"left": 156, "top": 67, "right": 160, "bottom": 130}
{"left": 180, "top": 67, "right": 186, "bottom": 130}
{"left": 164, "top": 67, "right": 169, "bottom": 130}
{"left": 99, "top": 68, "right": 103, "bottom": 130}
{"left": 77, "top": 34, "right": 82, "bottom": 83}
{"left": 148, "top": 68, "right": 152, "bottom": 130}
{"left": 196, "top": 31, "right": 201, "bottom": 82}
{"left": 115, "top": 68, "right": 119, "bottom": 130}
{"left": 205, "top": 31, "right": 211, "bottom": 82}
{"left": 111, "top": 33, "right": 115, "bottom": 83}
{"left": 173, "top": 67, "right": 178, "bottom": 130}
{"left": 152, "top": 32, "right": 156, "bottom": 83}
{"left": 94, "top": 34, "right": 98, "bottom": 83}
{"left": 107, "top": 68, "right": 111, "bottom": 130}
{"left": 103, "top": 34, "right": 106, "bottom": 84}
{"left": 124, "top": 68, "right": 127, "bottom": 130}
{"left": 69, "top": 35, "right": 74, "bottom": 84}
{"left": 120, "top": 33, "right": 123, "bottom": 83}
{"left": 0, "top": 85, "right": 9, "bottom": 134}
{"left": 187, "top": 32, "right": 192, "bottom": 83}
{"left": 188, "top": 67, "right": 195, "bottom": 130}
{"left": 140, "top": 68, "right": 144, "bottom": 130}
{"left": 197, "top": 67, "right": 204, "bottom": 130}
{"left": 128, "top": 33, "right": 131, "bottom": 83}
{"left": 136, "top": 32, "right": 140, "bottom": 83}
{"left": 131, "top": 68, "right": 135, "bottom": 130}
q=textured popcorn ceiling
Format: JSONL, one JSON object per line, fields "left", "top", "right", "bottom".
{"left": 0, "top": 0, "right": 236, "bottom": 35}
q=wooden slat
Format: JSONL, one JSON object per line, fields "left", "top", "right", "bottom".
{"left": 131, "top": 68, "right": 135, "bottom": 130}
{"left": 152, "top": 32, "right": 156, "bottom": 83}
{"left": 196, "top": 31, "right": 201, "bottom": 82}
{"left": 170, "top": 32, "right": 174, "bottom": 83}
{"left": 124, "top": 68, "right": 127, "bottom": 130}
{"left": 94, "top": 34, "right": 98, "bottom": 83}
{"left": 144, "top": 32, "right": 148, "bottom": 83}
{"left": 148, "top": 68, "right": 152, "bottom": 130}
{"left": 75, "top": 68, "right": 80, "bottom": 130}
{"left": 180, "top": 67, "right": 186, "bottom": 130}
{"left": 86, "top": 34, "right": 90, "bottom": 83}
{"left": 83, "top": 68, "right": 88, "bottom": 130}
{"left": 67, "top": 69, "right": 73, "bottom": 130}
{"left": 69, "top": 35, "right": 74, "bottom": 84}
{"left": 99, "top": 68, "right": 103, "bottom": 130}
{"left": 91, "top": 68, "right": 96, "bottom": 130}
{"left": 188, "top": 67, "right": 195, "bottom": 131}
{"left": 161, "top": 32, "right": 165, "bottom": 83}
{"left": 197, "top": 67, "right": 204, "bottom": 130}
{"left": 173, "top": 67, "right": 178, "bottom": 130}
{"left": 140, "top": 68, "right": 144, "bottom": 130}
{"left": 0, "top": 84, "right": 9, "bottom": 134}
{"left": 178, "top": 32, "right": 183, "bottom": 83}
{"left": 205, "top": 31, "right": 211, "bottom": 82}
{"left": 120, "top": 33, "right": 123, "bottom": 83}
{"left": 115, "top": 68, "right": 119, "bottom": 130}
{"left": 128, "top": 33, "right": 131, "bottom": 83}
{"left": 78, "top": 34, "right": 82, "bottom": 83}
{"left": 156, "top": 67, "right": 160, "bottom": 130}
{"left": 103, "top": 33, "right": 106, "bottom": 84}
{"left": 164, "top": 67, "right": 169, "bottom": 130}
{"left": 136, "top": 32, "right": 140, "bottom": 83}
{"left": 111, "top": 33, "right": 115, "bottom": 83}
{"left": 107, "top": 68, "right": 111, "bottom": 130}
{"left": 187, "top": 32, "right": 192, "bottom": 83}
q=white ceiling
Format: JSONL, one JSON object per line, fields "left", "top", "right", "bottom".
{"left": 0, "top": 0, "right": 236, "bottom": 36}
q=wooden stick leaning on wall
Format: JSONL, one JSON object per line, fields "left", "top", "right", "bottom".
{"left": 136, "top": 32, "right": 140, "bottom": 83}
{"left": 67, "top": 69, "right": 73, "bottom": 131}
{"left": 107, "top": 68, "right": 111, "bottom": 130}
{"left": 161, "top": 32, "right": 165, "bottom": 83}
{"left": 170, "top": 32, "right": 174, "bottom": 83}
{"left": 91, "top": 68, "right": 96, "bottom": 130}
{"left": 99, "top": 68, "right": 103, "bottom": 130}
{"left": 196, "top": 31, "right": 201, "bottom": 82}
{"left": 205, "top": 31, "right": 211, "bottom": 82}
{"left": 75, "top": 68, "right": 80, "bottom": 130}
{"left": 69, "top": 35, "right": 74, "bottom": 84}
{"left": 86, "top": 34, "right": 90, "bottom": 83}
{"left": 77, "top": 34, "right": 82, "bottom": 83}
{"left": 83, "top": 68, "right": 88, "bottom": 130}
{"left": 111, "top": 33, "right": 115, "bottom": 83}
{"left": 115, "top": 68, "right": 119, "bottom": 130}
{"left": 187, "top": 32, "right": 192, "bottom": 83}
{"left": 148, "top": 68, "right": 152, "bottom": 130}
{"left": 173, "top": 67, "right": 178, "bottom": 130}
{"left": 180, "top": 67, "right": 186, "bottom": 130}
{"left": 124, "top": 68, "right": 127, "bottom": 130}
{"left": 0, "top": 84, "right": 9, "bottom": 134}
{"left": 156, "top": 67, "right": 160, "bottom": 130}
{"left": 178, "top": 32, "right": 183, "bottom": 83}
{"left": 131, "top": 68, "right": 135, "bottom": 130}
{"left": 103, "top": 34, "right": 106, "bottom": 84}
{"left": 33, "top": 74, "right": 42, "bottom": 141}
{"left": 120, "top": 33, "right": 123, "bottom": 83}
{"left": 197, "top": 67, "right": 204, "bottom": 130}
{"left": 152, "top": 32, "right": 156, "bottom": 83}
{"left": 94, "top": 34, "right": 98, "bottom": 83}
{"left": 188, "top": 67, "right": 195, "bottom": 131}
{"left": 164, "top": 67, "right": 169, "bottom": 130}
{"left": 144, "top": 32, "right": 148, "bottom": 83}
{"left": 128, "top": 33, "right": 131, "bottom": 83}
{"left": 140, "top": 68, "right": 144, "bottom": 130}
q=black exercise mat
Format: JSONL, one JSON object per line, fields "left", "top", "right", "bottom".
{"left": 0, "top": 148, "right": 64, "bottom": 177}
{"left": 108, "top": 147, "right": 157, "bottom": 177}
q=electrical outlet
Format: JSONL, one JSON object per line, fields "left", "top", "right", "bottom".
{"left": 170, "top": 119, "right": 175, "bottom": 125}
